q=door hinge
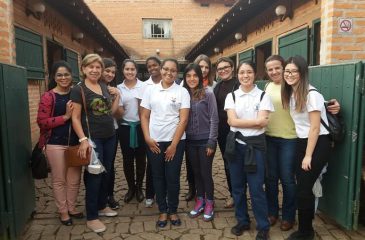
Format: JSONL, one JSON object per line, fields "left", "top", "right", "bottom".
{"left": 353, "top": 200, "right": 359, "bottom": 214}
{"left": 357, "top": 73, "right": 365, "bottom": 95}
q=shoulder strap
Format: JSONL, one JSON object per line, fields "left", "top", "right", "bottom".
{"left": 308, "top": 88, "right": 330, "bottom": 130}
{"left": 68, "top": 85, "right": 92, "bottom": 146}
{"left": 260, "top": 91, "right": 265, "bottom": 102}
{"left": 264, "top": 82, "right": 269, "bottom": 91}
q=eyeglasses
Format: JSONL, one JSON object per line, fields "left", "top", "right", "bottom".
{"left": 162, "top": 67, "right": 177, "bottom": 74}
{"left": 217, "top": 65, "right": 232, "bottom": 72}
{"left": 56, "top": 73, "right": 71, "bottom": 78}
{"left": 284, "top": 70, "right": 299, "bottom": 76}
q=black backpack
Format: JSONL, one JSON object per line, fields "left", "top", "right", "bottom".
{"left": 309, "top": 89, "right": 345, "bottom": 146}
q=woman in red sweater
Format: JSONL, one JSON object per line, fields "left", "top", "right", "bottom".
{"left": 37, "top": 61, "right": 83, "bottom": 226}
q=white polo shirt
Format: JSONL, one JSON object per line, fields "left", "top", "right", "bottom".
{"left": 136, "top": 76, "right": 160, "bottom": 100}
{"left": 224, "top": 85, "right": 274, "bottom": 137}
{"left": 140, "top": 81, "right": 190, "bottom": 142}
{"left": 117, "top": 79, "right": 145, "bottom": 122}
{"left": 289, "top": 86, "right": 329, "bottom": 138}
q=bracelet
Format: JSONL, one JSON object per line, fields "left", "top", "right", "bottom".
{"left": 79, "top": 137, "right": 88, "bottom": 143}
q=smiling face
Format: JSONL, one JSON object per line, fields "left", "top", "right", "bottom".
{"left": 185, "top": 69, "right": 200, "bottom": 90}
{"left": 147, "top": 59, "right": 161, "bottom": 78}
{"left": 55, "top": 67, "right": 72, "bottom": 89}
{"left": 237, "top": 63, "right": 255, "bottom": 91}
{"left": 103, "top": 66, "right": 116, "bottom": 83}
{"left": 123, "top": 62, "right": 137, "bottom": 81}
{"left": 198, "top": 60, "right": 210, "bottom": 79}
{"left": 265, "top": 60, "right": 283, "bottom": 84}
{"left": 82, "top": 61, "right": 102, "bottom": 82}
{"left": 284, "top": 63, "right": 300, "bottom": 87}
{"left": 161, "top": 60, "right": 178, "bottom": 86}
{"left": 216, "top": 61, "right": 233, "bottom": 81}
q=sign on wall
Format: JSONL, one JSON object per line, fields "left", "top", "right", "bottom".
{"left": 338, "top": 18, "right": 353, "bottom": 34}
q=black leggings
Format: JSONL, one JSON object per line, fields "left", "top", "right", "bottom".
{"left": 217, "top": 122, "right": 232, "bottom": 196}
{"left": 118, "top": 125, "right": 146, "bottom": 190}
{"left": 186, "top": 140, "right": 214, "bottom": 200}
{"left": 295, "top": 135, "right": 331, "bottom": 233}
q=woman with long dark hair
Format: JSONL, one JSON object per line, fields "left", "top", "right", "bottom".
{"left": 37, "top": 60, "right": 82, "bottom": 226}
{"left": 183, "top": 63, "right": 218, "bottom": 221}
{"left": 117, "top": 59, "right": 146, "bottom": 203}
{"left": 282, "top": 56, "right": 331, "bottom": 240}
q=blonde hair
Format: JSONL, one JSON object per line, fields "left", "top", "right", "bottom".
{"left": 80, "top": 53, "right": 104, "bottom": 79}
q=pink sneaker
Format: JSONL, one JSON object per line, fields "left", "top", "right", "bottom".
{"left": 189, "top": 197, "right": 205, "bottom": 218}
{"left": 203, "top": 199, "right": 214, "bottom": 221}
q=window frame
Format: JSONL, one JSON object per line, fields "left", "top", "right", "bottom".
{"left": 142, "top": 19, "right": 172, "bottom": 39}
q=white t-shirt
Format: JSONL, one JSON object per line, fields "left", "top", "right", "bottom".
{"left": 117, "top": 79, "right": 145, "bottom": 122}
{"left": 136, "top": 76, "right": 160, "bottom": 100}
{"left": 140, "top": 82, "right": 190, "bottom": 142}
{"left": 289, "top": 86, "right": 329, "bottom": 138}
{"left": 224, "top": 85, "right": 274, "bottom": 137}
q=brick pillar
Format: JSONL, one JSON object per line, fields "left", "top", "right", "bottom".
{"left": 0, "top": 0, "right": 15, "bottom": 64}
{"left": 321, "top": 0, "right": 365, "bottom": 64}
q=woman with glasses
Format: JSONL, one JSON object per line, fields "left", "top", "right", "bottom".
{"left": 225, "top": 61, "right": 273, "bottom": 239}
{"left": 282, "top": 56, "right": 331, "bottom": 240}
{"left": 213, "top": 57, "right": 238, "bottom": 208}
{"left": 140, "top": 58, "right": 190, "bottom": 228}
{"left": 37, "top": 61, "right": 82, "bottom": 226}
{"left": 117, "top": 59, "right": 147, "bottom": 204}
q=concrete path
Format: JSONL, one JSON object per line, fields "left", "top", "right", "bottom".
{"left": 21, "top": 149, "right": 365, "bottom": 240}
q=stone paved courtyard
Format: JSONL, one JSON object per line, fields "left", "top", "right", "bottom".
{"left": 20, "top": 149, "right": 365, "bottom": 240}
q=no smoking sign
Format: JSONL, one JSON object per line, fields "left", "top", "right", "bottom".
{"left": 338, "top": 18, "right": 353, "bottom": 33}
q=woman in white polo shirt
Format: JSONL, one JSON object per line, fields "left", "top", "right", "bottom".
{"left": 281, "top": 56, "right": 331, "bottom": 240}
{"left": 140, "top": 58, "right": 190, "bottom": 228}
{"left": 117, "top": 59, "right": 146, "bottom": 204}
{"left": 224, "top": 61, "right": 273, "bottom": 240}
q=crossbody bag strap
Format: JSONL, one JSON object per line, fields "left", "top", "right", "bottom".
{"left": 80, "top": 85, "right": 92, "bottom": 139}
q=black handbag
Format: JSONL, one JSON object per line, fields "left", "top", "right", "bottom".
{"left": 30, "top": 142, "right": 49, "bottom": 179}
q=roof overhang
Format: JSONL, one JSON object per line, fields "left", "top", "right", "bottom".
{"left": 46, "top": 0, "right": 129, "bottom": 61}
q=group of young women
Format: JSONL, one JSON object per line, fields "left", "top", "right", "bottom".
{"left": 37, "top": 52, "right": 339, "bottom": 239}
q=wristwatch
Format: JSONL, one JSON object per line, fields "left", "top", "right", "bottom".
{"left": 79, "top": 137, "right": 88, "bottom": 143}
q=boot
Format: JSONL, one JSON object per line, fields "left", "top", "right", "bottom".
{"left": 136, "top": 186, "right": 145, "bottom": 202}
{"left": 189, "top": 197, "right": 205, "bottom": 218}
{"left": 124, "top": 188, "right": 135, "bottom": 203}
{"left": 203, "top": 199, "right": 214, "bottom": 221}
{"left": 185, "top": 183, "right": 196, "bottom": 201}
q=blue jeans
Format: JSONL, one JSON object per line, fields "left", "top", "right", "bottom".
{"left": 229, "top": 142, "right": 270, "bottom": 231}
{"left": 148, "top": 140, "right": 185, "bottom": 214}
{"left": 265, "top": 136, "right": 297, "bottom": 222}
{"left": 84, "top": 135, "right": 116, "bottom": 220}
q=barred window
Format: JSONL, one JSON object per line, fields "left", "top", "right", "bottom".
{"left": 143, "top": 19, "right": 172, "bottom": 39}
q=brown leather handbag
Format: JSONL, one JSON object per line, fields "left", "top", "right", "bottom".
{"left": 66, "top": 86, "right": 91, "bottom": 167}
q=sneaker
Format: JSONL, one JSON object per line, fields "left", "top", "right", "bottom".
{"left": 203, "top": 199, "right": 214, "bottom": 221}
{"left": 189, "top": 197, "right": 205, "bottom": 218}
{"left": 224, "top": 197, "right": 234, "bottom": 208}
{"left": 231, "top": 223, "right": 250, "bottom": 236}
{"left": 108, "top": 196, "right": 120, "bottom": 210}
{"left": 145, "top": 198, "right": 154, "bottom": 208}
{"left": 98, "top": 207, "right": 118, "bottom": 217}
{"left": 86, "top": 219, "right": 106, "bottom": 233}
{"left": 256, "top": 230, "right": 269, "bottom": 240}
{"left": 286, "top": 230, "right": 315, "bottom": 240}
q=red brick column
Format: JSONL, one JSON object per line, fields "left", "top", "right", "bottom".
{"left": 0, "top": 0, "right": 15, "bottom": 64}
{"left": 321, "top": 0, "right": 365, "bottom": 64}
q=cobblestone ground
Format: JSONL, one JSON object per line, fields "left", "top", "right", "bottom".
{"left": 21, "top": 149, "right": 365, "bottom": 240}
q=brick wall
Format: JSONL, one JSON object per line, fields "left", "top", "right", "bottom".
{"left": 210, "top": 0, "right": 321, "bottom": 63}
{"left": 321, "top": 0, "right": 365, "bottom": 64}
{"left": 0, "top": 0, "right": 15, "bottom": 64}
{"left": 13, "top": 0, "right": 117, "bottom": 145}
{"left": 85, "top": 0, "right": 231, "bottom": 60}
